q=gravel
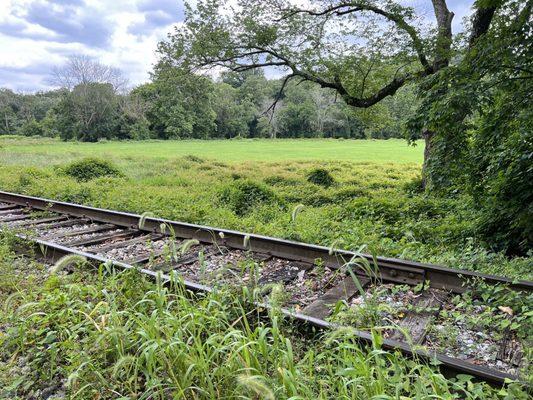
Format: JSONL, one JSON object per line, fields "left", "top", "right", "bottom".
{"left": 35, "top": 223, "right": 100, "bottom": 239}
{"left": 92, "top": 238, "right": 168, "bottom": 262}
{"left": 425, "top": 304, "right": 525, "bottom": 375}
{"left": 55, "top": 228, "right": 123, "bottom": 245}
{"left": 282, "top": 265, "right": 345, "bottom": 309}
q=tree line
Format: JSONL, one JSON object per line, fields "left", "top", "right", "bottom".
{"left": 0, "top": 57, "right": 416, "bottom": 142}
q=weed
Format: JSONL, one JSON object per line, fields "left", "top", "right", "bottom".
{"left": 61, "top": 157, "right": 123, "bottom": 181}
{"left": 0, "top": 235, "right": 530, "bottom": 399}
{"left": 219, "top": 180, "right": 283, "bottom": 216}
{"left": 306, "top": 168, "right": 335, "bottom": 187}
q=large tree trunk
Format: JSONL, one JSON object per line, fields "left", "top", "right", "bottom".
{"left": 421, "top": 129, "right": 435, "bottom": 190}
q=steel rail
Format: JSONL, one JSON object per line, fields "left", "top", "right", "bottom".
{"left": 1, "top": 190, "right": 531, "bottom": 386}
{"left": 1, "top": 190, "right": 531, "bottom": 293}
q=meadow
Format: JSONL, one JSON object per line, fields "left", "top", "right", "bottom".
{"left": 0, "top": 136, "right": 530, "bottom": 280}
{"left": 1, "top": 136, "right": 532, "bottom": 398}
{"left": 0, "top": 136, "right": 424, "bottom": 164}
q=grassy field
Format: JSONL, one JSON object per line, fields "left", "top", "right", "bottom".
{"left": 0, "top": 136, "right": 530, "bottom": 280}
{"left": 0, "top": 136, "right": 424, "bottom": 164}
{"left": 0, "top": 136, "right": 532, "bottom": 398}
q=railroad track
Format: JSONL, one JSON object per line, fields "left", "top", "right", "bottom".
{"left": 0, "top": 190, "right": 531, "bottom": 387}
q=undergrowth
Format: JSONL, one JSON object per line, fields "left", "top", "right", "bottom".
{"left": 0, "top": 235, "right": 529, "bottom": 399}
{"left": 0, "top": 143, "right": 530, "bottom": 280}
{"left": 60, "top": 157, "right": 124, "bottom": 182}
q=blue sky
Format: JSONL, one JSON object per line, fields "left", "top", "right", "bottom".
{"left": 0, "top": 0, "right": 473, "bottom": 92}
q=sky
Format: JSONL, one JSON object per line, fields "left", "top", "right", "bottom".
{"left": 0, "top": 0, "right": 473, "bottom": 93}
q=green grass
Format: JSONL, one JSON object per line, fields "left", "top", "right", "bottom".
{"left": 0, "top": 136, "right": 424, "bottom": 165}
{"left": 0, "top": 137, "right": 531, "bottom": 397}
{"left": 0, "top": 136, "right": 530, "bottom": 280}
{"left": 0, "top": 235, "right": 529, "bottom": 399}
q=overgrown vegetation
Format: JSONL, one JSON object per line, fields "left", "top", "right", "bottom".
{"left": 61, "top": 157, "right": 123, "bottom": 181}
{"left": 306, "top": 168, "right": 335, "bottom": 187}
{"left": 0, "top": 234, "right": 529, "bottom": 399}
{"left": 0, "top": 137, "right": 531, "bottom": 281}
{"left": 219, "top": 180, "right": 283, "bottom": 216}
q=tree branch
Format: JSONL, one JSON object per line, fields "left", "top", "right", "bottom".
{"left": 431, "top": 0, "right": 454, "bottom": 70}
{"left": 468, "top": 3, "right": 497, "bottom": 47}
{"left": 279, "top": 2, "right": 431, "bottom": 73}
{"left": 263, "top": 73, "right": 294, "bottom": 122}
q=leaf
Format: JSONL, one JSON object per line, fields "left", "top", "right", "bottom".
{"left": 43, "top": 331, "right": 57, "bottom": 344}
{"left": 290, "top": 204, "right": 304, "bottom": 223}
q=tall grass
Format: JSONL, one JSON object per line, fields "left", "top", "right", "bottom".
{"left": 0, "top": 144, "right": 529, "bottom": 280}
{"left": 0, "top": 241, "right": 529, "bottom": 399}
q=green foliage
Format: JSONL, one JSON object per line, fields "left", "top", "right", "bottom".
{"left": 1, "top": 69, "right": 414, "bottom": 141}
{"left": 17, "top": 119, "right": 44, "bottom": 137}
{"left": 55, "top": 83, "right": 119, "bottom": 142}
{"left": 307, "top": 168, "right": 335, "bottom": 187}
{"left": 403, "top": 176, "right": 424, "bottom": 194}
{"left": 471, "top": 90, "right": 532, "bottom": 254}
{"left": 0, "top": 241, "right": 529, "bottom": 399}
{"left": 0, "top": 137, "right": 530, "bottom": 280}
{"left": 219, "top": 179, "right": 282, "bottom": 216}
{"left": 406, "top": 0, "right": 532, "bottom": 254}
{"left": 135, "top": 69, "right": 217, "bottom": 139}
{"left": 61, "top": 157, "right": 123, "bottom": 182}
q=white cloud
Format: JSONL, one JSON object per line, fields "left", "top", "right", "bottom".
{"left": 0, "top": 0, "right": 474, "bottom": 92}
{"left": 0, "top": 0, "right": 183, "bottom": 91}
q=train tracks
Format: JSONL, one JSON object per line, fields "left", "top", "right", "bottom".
{"left": 0, "top": 190, "right": 531, "bottom": 386}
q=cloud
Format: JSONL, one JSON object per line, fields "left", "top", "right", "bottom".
{"left": 0, "top": 63, "right": 56, "bottom": 92}
{"left": 0, "top": 0, "right": 183, "bottom": 92}
{"left": 23, "top": 1, "right": 113, "bottom": 48}
{"left": 138, "top": 0, "right": 183, "bottom": 15}
{"left": 128, "top": 10, "right": 176, "bottom": 36}
{"left": 0, "top": 0, "right": 475, "bottom": 93}
{"left": 129, "top": 0, "right": 184, "bottom": 36}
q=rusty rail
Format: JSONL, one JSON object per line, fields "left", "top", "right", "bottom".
{"left": 0, "top": 190, "right": 531, "bottom": 386}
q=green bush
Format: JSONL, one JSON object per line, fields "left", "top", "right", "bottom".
{"left": 219, "top": 180, "right": 282, "bottom": 216}
{"left": 403, "top": 176, "right": 424, "bottom": 194}
{"left": 17, "top": 119, "right": 45, "bottom": 137}
{"left": 17, "top": 167, "right": 50, "bottom": 188}
{"left": 306, "top": 168, "right": 335, "bottom": 187}
{"left": 62, "top": 157, "right": 123, "bottom": 182}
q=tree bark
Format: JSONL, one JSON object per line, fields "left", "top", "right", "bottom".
{"left": 421, "top": 129, "right": 435, "bottom": 189}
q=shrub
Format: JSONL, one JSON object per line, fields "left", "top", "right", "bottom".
{"left": 184, "top": 154, "right": 204, "bottom": 163}
{"left": 18, "top": 167, "right": 50, "bottom": 188}
{"left": 264, "top": 175, "right": 300, "bottom": 186}
{"left": 306, "top": 168, "right": 335, "bottom": 187}
{"left": 219, "top": 180, "right": 282, "bottom": 216}
{"left": 62, "top": 157, "right": 123, "bottom": 182}
{"left": 403, "top": 176, "right": 424, "bottom": 194}
{"left": 17, "top": 119, "right": 44, "bottom": 137}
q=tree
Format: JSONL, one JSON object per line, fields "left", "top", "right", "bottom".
{"left": 213, "top": 83, "right": 253, "bottom": 138}
{"left": 0, "top": 89, "right": 20, "bottom": 134}
{"left": 406, "top": 1, "right": 532, "bottom": 253}
{"left": 51, "top": 55, "right": 128, "bottom": 93}
{"left": 135, "top": 67, "right": 216, "bottom": 139}
{"left": 54, "top": 83, "right": 119, "bottom": 142}
{"left": 161, "top": 0, "right": 504, "bottom": 186}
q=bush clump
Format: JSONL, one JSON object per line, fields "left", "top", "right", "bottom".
{"left": 62, "top": 157, "right": 123, "bottom": 182}
{"left": 403, "top": 176, "right": 425, "bottom": 194}
{"left": 306, "top": 168, "right": 335, "bottom": 187}
{"left": 219, "top": 180, "right": 282, "bottom": 216}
